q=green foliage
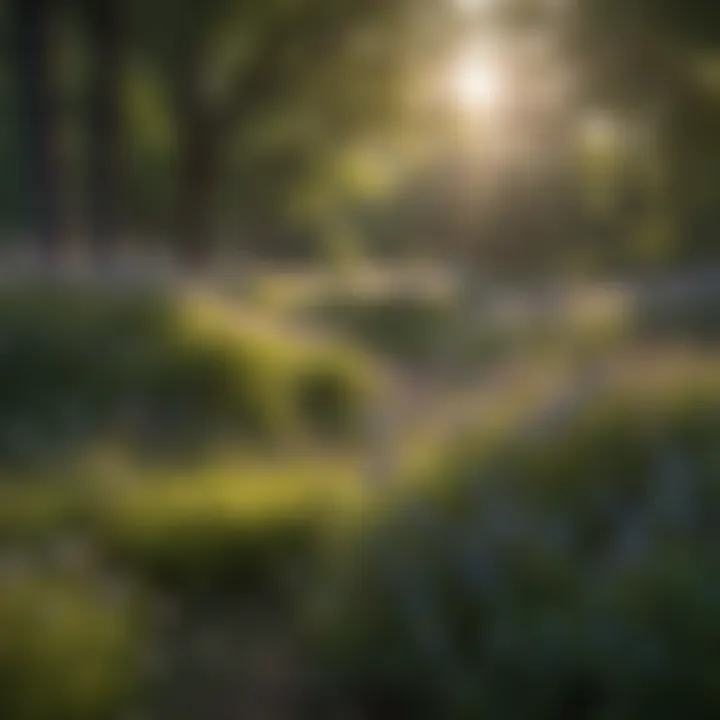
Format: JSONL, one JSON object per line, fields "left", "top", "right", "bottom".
{"left": 95, "top": 480, "right": 334, "bottom": 595}
{"left": 0, "top": 566, "right": 141, "bottom": 720}
{"left": 0, "top": 287, "right": 373, "bottom": 468}
{"left": 316, "top": 366, "right": 720, "bottom": 718}
{"left": 308, "top": 293, "right": 453, "bottom": 366}
{"left": 0, "top": 348, "right": 718, "bottom": 718}
{"left": 292, "top": 353, "right": 370, "bottom": 438}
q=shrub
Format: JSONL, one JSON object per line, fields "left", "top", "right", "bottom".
{"left": 292, "top": 350, "right": 372, "bottom": 439}
{"left": 0, "top": 286, "right": 373, "bottom": 468}
{"left": 0, "top": 564, "right": 141, "bottom": 720}
{"left": 315, "top": 368, "right": 720, "bottom": 718}
{"left": 307, "top": 293, "right": 453, "bottom": 366}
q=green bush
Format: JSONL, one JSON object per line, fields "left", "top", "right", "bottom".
{"left": 0, "top": 286, "right": 373, "bottom": 468}
{"left": 94, "top": 480, "right": 332, "bottom": 594}
{"left": 315, "top": 372, "right": 720, "bottom": 718}
{"left": 307, "top": 293, "right": 453, "bottom": 366}
{"left": 0, "top": 565, "right": 142, "bottom": 720}
{"left": 292, "top": 352, "right": 371, "bottom": 439}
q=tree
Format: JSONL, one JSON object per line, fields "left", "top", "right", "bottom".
{"left": 10, "top": 0, "right": 68, "bottom": 262}
{"left": 132, "top": 0, "right": 410, "bottom": 266}
{"left": 83, "top": 0, "right": 124, "bottom": 263}
{"left": 571, "top": 0, "right": 720, "bottom": 266}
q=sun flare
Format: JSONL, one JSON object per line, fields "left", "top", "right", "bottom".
{"left": 452, "top": 55, "right": 504, "bottom": 110}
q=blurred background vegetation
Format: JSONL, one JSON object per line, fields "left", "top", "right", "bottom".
{"left": 2, "top": 0, "right": 719, "bottom": 271}
{"left": 0, "top": 0, "right": 719, "bottom": 718}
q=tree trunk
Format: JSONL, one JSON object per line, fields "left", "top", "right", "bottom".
{"left": 85, "top": 0, "right": 124, "bottom": 266}
{"left": 11, "top": 0, "right": 67, "bottom": 265}
{"left": 176, "top": 117, "right": 221, "bottom": 271}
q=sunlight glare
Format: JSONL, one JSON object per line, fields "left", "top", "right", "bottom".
{"left": 453, "top": 55, "right": 504, "bottom": 111}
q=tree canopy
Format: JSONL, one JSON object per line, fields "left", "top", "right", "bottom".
{"left": 0, "top": 0, "right": 718, "bottom": 271}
